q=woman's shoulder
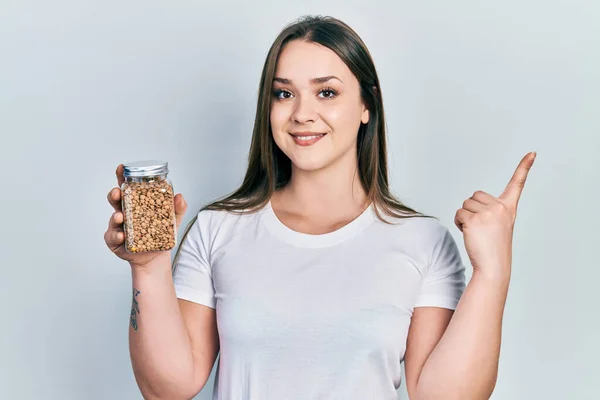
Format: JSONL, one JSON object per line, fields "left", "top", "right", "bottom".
{"left": 374, "top": 209, "right": 452, "bottom": 246}
{"left": 192, "top": 202, "right": 269, "bottom": 233}
{"left": 369, "top": 211, "right": 459, "bottom": 271}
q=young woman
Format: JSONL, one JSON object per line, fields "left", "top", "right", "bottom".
{"left": 105, "top": 15, "right": 535, "bottom": 400}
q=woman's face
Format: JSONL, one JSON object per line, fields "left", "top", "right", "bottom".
{"left": 270, "top": 40, "right": 369, "bottom": 173}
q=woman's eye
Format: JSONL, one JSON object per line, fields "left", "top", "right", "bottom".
{"left": 273, "top": 88, "right": 337, "bottom": 100}
{"left": 319, "top": 89, "right": 337, "bottom": 99}
{"left": 274, "top": 89, "right": 292, "bottom": 100}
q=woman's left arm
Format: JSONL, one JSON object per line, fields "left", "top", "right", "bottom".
{"left": 406, "top": 152, "right": 537, "bottom": 400}
{"left": 406, "top": 270, "right": 509, "bottom": 400}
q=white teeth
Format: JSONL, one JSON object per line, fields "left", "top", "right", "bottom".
{"left": 295, "top": 134, "right": 323, "bottom": 141}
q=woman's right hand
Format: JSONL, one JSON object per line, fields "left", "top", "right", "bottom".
{"left": 104, "top": 164, "right": 188, "bottom": 268}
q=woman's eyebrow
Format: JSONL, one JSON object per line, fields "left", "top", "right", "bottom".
{"left": 273, "top": 75, "right": 344, "bottom": 84}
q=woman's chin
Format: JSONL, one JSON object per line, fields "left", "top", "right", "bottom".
{"left": 289, "top": 157, "right": 332, "bottom": 173}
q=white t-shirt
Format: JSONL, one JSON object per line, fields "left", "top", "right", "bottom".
{"left": 173, "top": 201, "right": 466, "bottom": 400}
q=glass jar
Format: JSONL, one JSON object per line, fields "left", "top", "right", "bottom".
{"left": 121, "top": 160, "right": 177, "bottom": 254}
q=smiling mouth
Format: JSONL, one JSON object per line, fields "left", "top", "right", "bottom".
{"left": 289, "top": 132, "right": 327, "bottom": 146}
{"left": 290, "top": 133, "right": 327, "bottom": 141}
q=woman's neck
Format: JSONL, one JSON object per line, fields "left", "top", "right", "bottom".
{"left": 273, "top": 160, "right": 369, "bottom": 219}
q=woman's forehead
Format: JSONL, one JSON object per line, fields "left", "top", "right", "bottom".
{"left": 274, "top": 41, "right": 352, "bottom": 84}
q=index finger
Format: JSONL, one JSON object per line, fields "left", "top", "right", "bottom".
{"left": 107, "top": 187, "right": 122, "bottom": 212}
{"left": 500, "top": 152, "right": 536, "bottom": 206}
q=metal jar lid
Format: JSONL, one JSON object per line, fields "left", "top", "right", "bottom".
{"left": 123, "top": 160, "right": 169, "bottom": 177}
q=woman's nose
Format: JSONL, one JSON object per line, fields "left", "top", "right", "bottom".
{"left": 291, "top": 94, "right": 318, "bottom": 124}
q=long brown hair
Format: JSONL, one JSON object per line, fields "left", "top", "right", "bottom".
{"left": 173, "top": 15, "right": 436, "bottom": 271}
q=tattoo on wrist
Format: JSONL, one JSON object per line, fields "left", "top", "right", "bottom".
{"left": 130, "top": 288, "right": 141, "bottom": 331}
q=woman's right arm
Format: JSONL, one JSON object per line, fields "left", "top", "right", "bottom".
{"left": 105, "top": 164, "right": 219, "bottom": 400}
{"left": 129, "top": 255, "right": 219, "bottom": 400}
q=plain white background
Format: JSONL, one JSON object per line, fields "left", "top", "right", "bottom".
{"left": 1, "top": 1, "right": 598, "bottom": 399}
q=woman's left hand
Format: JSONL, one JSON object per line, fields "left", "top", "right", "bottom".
{"left": 454, "top": 152, "right": 537, "bottom": 280}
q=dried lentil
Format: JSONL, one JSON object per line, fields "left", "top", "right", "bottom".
{"left": 121, "top": 176, "right": 177, "bottom": 253}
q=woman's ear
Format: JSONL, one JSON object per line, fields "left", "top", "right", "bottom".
{"left": 361, "top": 85, "right": 377, "bottom": 124}
{"left": 361, "top": 106, "right": 370, "bottom": 124}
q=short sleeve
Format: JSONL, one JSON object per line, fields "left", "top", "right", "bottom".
{"left": 172, "top": 212, "right": 216, "bottom": 309}
{"left": 414, "top": 226, "right": 466, "bottom": 310}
